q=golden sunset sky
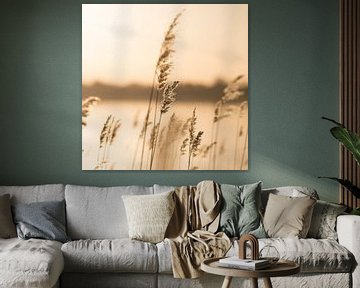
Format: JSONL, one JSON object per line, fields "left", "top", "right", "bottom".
{"left": 82, "top": 4, "right": 248, "bottom": 86}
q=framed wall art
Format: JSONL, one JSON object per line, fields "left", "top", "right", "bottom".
{"left": 82, "top": 4, "right": 248, "bottom": 170}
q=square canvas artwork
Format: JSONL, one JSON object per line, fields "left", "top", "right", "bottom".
{"left": 82, "top": 4, "right": 248, "bottom": 170}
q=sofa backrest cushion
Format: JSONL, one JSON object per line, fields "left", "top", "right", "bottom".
{"left": 65, "top": 185, "right": 153, "bottom": 239}
{"left": 307, "top": 200, "right": 347, "bottom": 240}
{"left": 263, "top": 193, "right": 316, "bottom": 238}
{"left": 153, "top": 184, "right": 176, "bottom": 194}
{"left": 218, "top": 182, "right": 266, "bottom": 238}
{"left": 0, "top": 184, "right": 65, "bottom": 204}
{"left": 13, "top": 200, "right": 70, "bottom": 243}
{"left": 122, "top": 191, "right": 175, "bottom": 243}
{"left": 261, "top": 186, "right": 319, "bottom": 213}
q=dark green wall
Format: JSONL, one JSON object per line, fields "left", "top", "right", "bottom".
{"left": 0, "top": 0, "right": 340, "bottom": 202}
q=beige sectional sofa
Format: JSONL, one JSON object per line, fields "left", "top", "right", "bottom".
{"left": 0, "top": 184, "right": 359, "bottom": 288}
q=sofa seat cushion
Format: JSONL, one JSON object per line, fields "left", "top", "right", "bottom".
{"left": 0, "top": 238, "right": 64, "bottom": 288}
{"left": 61, "top": 239, "right": 158, "bottom": 273}
{"left": 157, "top": 238, "right": 353, "bottom": 274}
{"left": 231, "top": 238, "right": 353, "bottom": 273}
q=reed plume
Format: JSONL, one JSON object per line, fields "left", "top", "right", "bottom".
{"left": 82, "top": 96, "right": 100, "bottom": 126}
{"left": 180, "top": 138, "right": 189, "bottom": 155}
{"left": 180, "top": 108, "right": 204, "bottom": 170}
{"left": 233, "top": 101, "right": 247, "bottom": 169}
{"left": 200, "top": 142, "right": 217, "bottom": 158}
{"left": 221, "top": 75, "right": 245, "bottom": 103}
{"left": 139, "top": 11, "right": 183, "bottom": 170}
{"left": 96, "top": 115, "right": 121, "bottom": 170}
{"left": 149, "top": 81, "right": 179, "bottom": 169}
{"left": 99, "top": 115, "right": 113, "bottom": 149}
{"left": 109, "top": 120, "right": 121, "bottom": 145}
{"left": 160, "top": 81, "right": 179, "bottom": 113}
{"left": 211, "top": 75, "right": 247, "bottom": 169}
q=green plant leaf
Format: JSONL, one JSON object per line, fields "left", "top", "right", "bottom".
{"left": 330, "top": 127, "right": 360, "bottom": 165}
{"left": 351, "top": 208, "right": 360, "bottom": 215}
{"left": 318, "top": 177, "right": 360, "bottom": 198}
{"left": 322, "top": 117, "right": 360, "bottom": 165}
{"left": 322, "top": 116, "right": 344, "bottom": 127}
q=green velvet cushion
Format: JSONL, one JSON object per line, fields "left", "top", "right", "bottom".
{"left": 218, "top": 182, "right": 266, "bottom": 238}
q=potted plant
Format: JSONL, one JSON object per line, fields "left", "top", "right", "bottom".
{"left": 320, "top": 117, "right": 360, "bottom": 215}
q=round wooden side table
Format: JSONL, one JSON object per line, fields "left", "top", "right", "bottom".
{"left": 201, "top": 257, "right": 300, "bottom": 288}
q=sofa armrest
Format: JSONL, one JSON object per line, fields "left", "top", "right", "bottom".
{"left": 337, "top": 215, "right": 360, "bottom": 288}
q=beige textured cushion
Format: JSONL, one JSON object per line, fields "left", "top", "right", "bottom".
{"left": 122, "top": 191, "right": 175, "bottom": 243}
{"left": 0, "top": 194, "right": 16, "bottom": 238}
{"left": 263, "top": 193, "right": 316, "bottom": 238}
{"left": 307, "top": 200, "right": 347, "bottom": 240}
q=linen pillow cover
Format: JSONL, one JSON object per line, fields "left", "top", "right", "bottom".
{"left": 12, "top": 200, "right": 70, "bottom": 243}
{"left": 218, "top": 182, "right": 266, "bottom": 238}
{"left": 263, "top": 193, "right": 316, "bottom": 238}
{"left": 307, "top": 200, "right": 347, "bottom": 240}
{"left": 0, "top": 194, "right": 16, "bottom": 238}
{"left": 260, "top": 186, "right": 319, "bottom": 214}
{"left": 122, "top": 190, "right": 175, "bottom": 243}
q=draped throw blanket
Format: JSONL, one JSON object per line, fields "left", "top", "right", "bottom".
{"left": 165, "top": 181, "right": 231, "bottom": 278}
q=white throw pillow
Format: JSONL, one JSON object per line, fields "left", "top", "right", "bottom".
{"left": 122, "top": 191, "right": 175, "bottom": 243}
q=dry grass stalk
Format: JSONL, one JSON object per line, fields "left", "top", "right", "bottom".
{"left": 132, "top": 118, "right": 152, "bottom": 169}
{"left": 180, "top": 108, "right": 204, "bottom": 170}
{"left": 211, "top": 75, "right": 246, "bottom": 169}
{"left": 200, "top": 141, "right": 217, "bottom": 158}
{"left": 157, "top": 113, "right": 184, "bottom": 169}
{"left": 149, "top": 123, "right": 159, "bottom": 153}
{"left": 149, "top": 79, "right": 180, "bottom": 169}
{"left": 181, "top": 118, "right": 191, "bottom": 134}
{"left": 156, "top": 11, "right": 182, "bottom": 84}
{"left": 109, "top": 120, "right": 121, "bottom": 145}
{"left": 234, "top": 101, "right": 248, "bottom": 169}
{"left": 191, "top": 131, "right": 204, "bottom": 158}
{"left": 99, "top": 115, "right": 113, "bottom": 149}
{"left": 82, "top": 96, "right": 100, "bottom": 126}
{"left": 96, "top": 115, "right": 121, "bottom": 170}
{"left": 180, "top": 138, "right": 189, "bottom": 155}
{"left": 139, "top": 11, "right": 183, "bottom": 170}
{"left": 221, "top": 75, "right": 245, "bottom": 103}
{"left": 94, "top": 161, "right": 115, "bottom": 170}
{"left": 160, "top": 81, "right": 179, "bottom": 113}
{"left": 150, "top": 81, "right": 179, "bottom": 170}
{"left": 240, "top": 127, "right": 248, "bottom": 169}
